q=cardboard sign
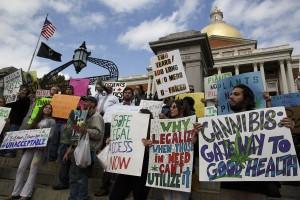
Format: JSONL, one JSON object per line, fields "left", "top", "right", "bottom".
{"left": 271, "top": 93, "right": 300, "bottom": 107}
{"left": 35, "top": 90, "right": 50, "bottom": 98}
{"left": 176, "top": 92, "right": 205, "bottom": 117}
{"left": 146, "top": 115, "right": 196, "bottom": 192}
{"left": 286, "top": 106, "right": 300, "bottom": 134}
{"left": 106, "top": 112, "right": 150, "bottom": 176}
{"left": 204, "top": 106, "right": 217, "bottom": 117}
{"left": 104, "top": 82, "right": 126, "bottom": 99}
{"left": 217, "top": 72, "right": 265, "bottom": 115}
{"left": 204, "top": 72, "right": 232, "bottom": 100}
{"left": 3, "top": 69, "right": 23, "bottom": 103}
{"left": 0, "top": 107, "right": 11, "bottom": 134}
{"left": 70, "top": 78, "right": 90, "bottom": 97}
{"left": 197, "top": 107, "right": 300, "bottom": 181}
{"left": 0, "top": 128, "right": 51, "bottom": 149}
{"left": 67, "top": 109, "right": 88, "bottom": 144}
{"left": 28, "top": 98, "right": 52, "bottom": 124}
{"left": 51, "top": 94, "right": 80, "bottom": 119}
{"left": 151, "top": 50, "right": 189, "bottom": 99}
{"left": 140, "top": 100, "right": 164, "bottom": 119}
{"left": 103, "top": 104, "right": 141, "bottom": 123}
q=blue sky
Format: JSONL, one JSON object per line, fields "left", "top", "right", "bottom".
{"left": 0, "top": 0, "right": 300, "bottom": 80}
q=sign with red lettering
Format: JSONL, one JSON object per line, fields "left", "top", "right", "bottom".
{"left": 146, "top": 115, "right": 196, "bottom": 192}
{"left": 106, "top": 112, "right": 150, "bottom": 176}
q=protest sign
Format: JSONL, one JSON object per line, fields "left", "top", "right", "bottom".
{"left": 106, "top": 112, "right": 150, "bottom": 176}
{"left": 146, "top": 115, "right": 196, "bottom": 192}
{"left": 0, "top": 107, "right": 11, "bottom": 134}
{"left": 140, "top": 100, "right": 163, "bottom": 119}
{"left": 217, "top": 72, "right": 265, "bottom": 115}
{"left": 104, "top": 82, "right": 126, "bottom": 99}
{"left": 204, "top": 106, "right": 217, "bottom": 117}
{"left": 151, "top": 50, "right": 189, "bottom": 99}
{"left": 23, "top": 71, "right": 39, "bottom": 92}
{"left": 70, "top": 78, "right": 90, "bottom": 96}
{"left": 28, "top": 98, "right": 51, "bottom": 124}
{"left": 271, "top": 93, "right": 300, "bottom": 107}
{"left": 176, "top": 92, "right": 205, "bottom": 117}
{"left": 66, "top": 109, "right": 88, "bottom": 144}
{"left": 204, "top": 72, "right": 232, "bottom": 100}
{"left": 286, "top": 106, "right": 300, "bottom": 134}
{"left": 51, "top": 94, "right": 80, "bottom": 119}
{"left": 0, "top": 128, "right": 51, "bottom": 149}
{"left": 197, "top": 107, "right": 300, "bottom": 181}
{"left": 3, "top": 69, "right": 23, "bottom": 103}
{"left": 35, "top": 90, "right": 50, "bottom": 98}
{"left": 103, "top": 104, "right": 141, "bottom": 123}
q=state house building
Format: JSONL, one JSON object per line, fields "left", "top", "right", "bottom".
{"left": 122, "top": 7, "right": 300, "bottom": 97}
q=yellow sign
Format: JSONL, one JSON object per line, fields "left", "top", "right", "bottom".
{"left": 51, "top": 94, "right": 80, "bottom": 119}
{"left": 176, "top": 92, "right": 205, "bottom": 117}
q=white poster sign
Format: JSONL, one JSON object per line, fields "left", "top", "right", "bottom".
{"left": 140, "top": 100, "right": 163, "bottom": 119}
{"left": 103, "top": 105, "right": 141, "bottom": 123}
{"left": 204, "top": 72, "right": 232, "bottom": 100}
{"left": 0, "top": 107, "right": 11, "bottom": 134}
{"left": 204, "top": 106, "right": 217, "bottom": 117}
{"left": 104, "top": 82, "right": 127, "bottom": 99}
{"left": 35, "top": 89, "right": 51, "bottom": 98}
{"left": 3, "top": 69, "right": 23, "bottom": 103}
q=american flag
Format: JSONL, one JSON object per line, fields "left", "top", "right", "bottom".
{"left": 41, "top": 17, "right": 56, "bottom": 40}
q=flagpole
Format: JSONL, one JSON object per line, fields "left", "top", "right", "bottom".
{"left": 27, "top": 14, "right": 48, "bottom": 72}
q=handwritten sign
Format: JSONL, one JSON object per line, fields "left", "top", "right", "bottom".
{"left": 151, "top": 50, "right": 189, "bottom": 99}
{"left": 204, "top": 106, "right": 217, "bottom": 117}
{"left": 51, "top": 94, "right": 80, "bottom": 119}
{"left": 146, "top": 115, "right": 196, "bottom": 192}
{"left": 0, "top": 128, "right": 51, "bottom": 149}
{"left": 28, "top": 98, "right": 51, "bottom": 124}
{"left": 271, "top": 93, "right": 300, "bottom": 107}
{"left": 106, "top": 112, "right": 150, "bottom": 176}
{"left": 3, "top": 69, "right": 23, "bottom": 103}
{"left": 0, "top": 107, "right": 11, "bottom": 134}
{"left": 197, "top": 107, "right": 300, "bottom": 181}
{"left": 70, "top": 78, "right": 90, "bottom": 96}
{"left": 176, "top": 92, "right": 205, "bottom": 117}
{"left": 204, "top": 72, "right": 232, "bottom": 100}
{"left": 35, "top": 90, "right": 50, "bottom": 98}
{"left": 103, "top": 104, "right": 141, "bottom": 123}
{"left": 217, "top": 72, "right": 265, "bottom": 115}
{"left": 140, "top": 100, "right": 163, "bottom": 119}
{"left": 104, "top": 82, "right": 126, "bottom": 99}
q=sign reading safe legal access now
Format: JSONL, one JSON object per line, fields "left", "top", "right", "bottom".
{"left": 197, "top": 107, "right": 300, "bottom": 181}
{"left": 151, "top": 50, "right": 189, "bottom": 99}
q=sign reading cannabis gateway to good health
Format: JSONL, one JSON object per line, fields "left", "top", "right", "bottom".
{"left": 151, "top": 50, "right": 189, "bottom": 99}
{"left": 146, "top": 115, "right": 196, "bottom": 192}
{"left": 197, "top": 107, "right": 300, "bottom": 181}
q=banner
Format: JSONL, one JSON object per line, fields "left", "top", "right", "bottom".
{"left": 271, "top": 93, "right": 300, "bottom": 107}
{"left": 140, "top": 100, "right": 164, "bottom": 119}
{"left": 0, "top": 107, "right": 11, "bottom": 134}
{"left": 0, "top": 128, "right": 51, "bottom": 149}
{"left": 28, "top": 98, "right": 52, "bottom": 124}
{"left": 35, "top": 89, "right": 50, "bottom": 98}
{"left": 69, "top": 78, "right": 90, "bottom": 97}
{"left": 51, "top": 94, "right": 80, "bottom": 119}
{"left": 106, "top": 112, "right": 150, "bottom": 176}
{"left": 3, "top": 69, "right": 23, "bottom": 104}
{"left": 204, "top": 106, "right": 217, "bottom": 117}
{"left": 286, "top": 106, "right": 300, "bottom": 134}
{"left": 176, "top": 92, "right": 205, "bottom": 117}
{"left": 217, "top": 72, "right": 265, "bottom": 115}
{"left": 104, "top": 82, "right": 126, "bottom": 99}
{"left": 103, "top": 105, "right": 141, "bottom": 123}
{"left": 151, "top": 50, "right": 189, "bottom": 99}
{"left": 204, "top": 72, "right": 232, "bottom": 100}
{"left": 146, "top": 115, "right": 196, "bottom": 192}
{"left": 197, "top": 107, "right": 300, "bottom": 181}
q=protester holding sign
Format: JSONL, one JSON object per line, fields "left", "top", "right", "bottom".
{"left": 9, "top": 103, "right": 56, "bottom": 200}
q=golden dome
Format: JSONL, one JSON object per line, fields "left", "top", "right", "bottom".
{"left": 201, "top": 7, "right": 242, "bottom": 38}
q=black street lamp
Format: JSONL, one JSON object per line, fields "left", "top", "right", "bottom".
{"left": 73, "top": 41, "right": 91, "bottom": 73}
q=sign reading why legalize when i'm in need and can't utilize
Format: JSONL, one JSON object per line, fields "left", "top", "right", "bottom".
{"left": 197, "top": 107, "right": 300, "bottom": 182}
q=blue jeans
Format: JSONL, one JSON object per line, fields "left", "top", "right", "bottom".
{"left": 48, "top": 122, "right": 65, "bottom": 161}
{"left": 56, "top": 144, "right": 71, "bottom": 186}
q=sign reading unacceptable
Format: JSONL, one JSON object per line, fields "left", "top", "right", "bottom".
{"left": 3, "top": 69, "right": 23, "bottom": 104}
{"left": 217, "top": 72, "right": 265, "bottom": 115}
{"left": 271, "top": 93, "right": 300, "bottom": 107}
{"left": 140, "top": 100, "right": 164, "bottom": 119}
{"left": 146, "top": 115, "right": 196, "bottom": 192}
{"left": 204, "top": 72, "right": 232, "bottom": 100}
{"left": 197, "top": 107, "right": 300, "bottom": 181}
{"left": 51, "top": 94, "right": 80, "bottom": 119}
{"left": 106, "top": 112, "right": 150, "bottom": 176}
{"left": 151, "top": 50, "right": 189, "bottom": 99}
{"left": 0, "top": 128, "right": 51, "bottom": 149}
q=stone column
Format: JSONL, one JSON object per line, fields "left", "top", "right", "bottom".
{"left": 217, "top": 67, "right": 221, "bottom": 75}
{"left": 253, "top": 63, "right": 258, "bottom": 72}
{"left": 235, "top": 65, "right": 239, "bottom": 75}
{"left": 151, "top": 76, "right": 156, "bottom": 99}
{"left": 146, "top": 75, "right": 152, "bottom": 99}
{"left": 279, "top": 60, "right": 288, "bottom": 94}
{"left": 259, "top": 62, "right": 266, "bottom": 91}
{"left": 287, "top": 59, "right": 296, "bottom": 92}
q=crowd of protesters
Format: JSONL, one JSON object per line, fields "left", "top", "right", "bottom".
{"left": 0, "top": 79, "right": 299, "bottom": 200}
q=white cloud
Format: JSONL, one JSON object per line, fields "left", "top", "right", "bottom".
{"left": 212, "top": 0, "right": 300, "bottom": 53}
{"left": 118, "top": 0, "right": 201, "bottom": 50}
{"left": 97, "top": 0, "right": 154, "bottom": 13}
{"left": 68, "top": 13, "right": 106, "bottom": 31}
